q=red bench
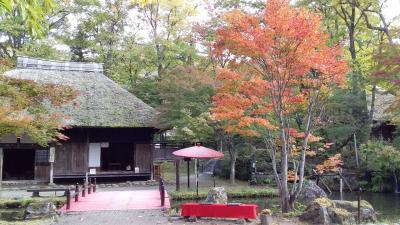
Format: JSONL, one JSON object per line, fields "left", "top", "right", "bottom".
{"left": 181, "top": 203, "right": 258, "bottom": 219}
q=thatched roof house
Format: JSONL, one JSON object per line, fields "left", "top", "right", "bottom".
{"left": 4, "top": 57, "right": 158, "bottom": 128}
{"left": 0, "top": 57, "right": 158, "bottom": 182}
{"left": 367, "top": 87, "right": 398, "bottom": 140}
{"left": 367, "top": 87, "right": 397, "bottom": 122}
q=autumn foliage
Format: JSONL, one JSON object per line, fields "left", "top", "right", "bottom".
{"left": 0, "top": 76, "right": 77, "bottom": 146}
{"left": 211, "top": 0, "right": 348, "bottom": 212}
{"left": 316, "top": 154, "right": 343, "bottom": 174}
{"left": 211, "top": 0, "right": 348, "bottom": 136}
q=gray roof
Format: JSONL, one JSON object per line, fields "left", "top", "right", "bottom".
{"left": 4, "top": 57, "right": 159, "bottom": 128}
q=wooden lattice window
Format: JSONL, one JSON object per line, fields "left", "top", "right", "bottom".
{"left": 35, "top": 150, "right": 49, "bottom": 163}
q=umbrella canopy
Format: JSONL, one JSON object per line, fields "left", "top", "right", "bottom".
{"left": 173, "top": 146, "right": 224, "bottom": 159}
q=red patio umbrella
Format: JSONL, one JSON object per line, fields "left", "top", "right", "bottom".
{"left": 173, "top": 144, "right": 224, "bottom": 195}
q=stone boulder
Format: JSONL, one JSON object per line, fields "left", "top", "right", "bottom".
{"left": 204, "top": 187, "right": 228, "bottom": 204}
{"left": 333, "top": 200, "right": 377, "bottom": 221}
{"left": 299, "top": 198, "right": 332, "bottom": 225}
{"left": 298, "top": 180, "right": 327, "bottom": 205}
{"left": 24, "top": 202, "right": 57, "bottom": 220}
{"left": 300, "top": 198, "right": 376, "bottom": 225}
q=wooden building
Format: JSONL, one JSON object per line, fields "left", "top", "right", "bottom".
{"left": 367, "top": 88, "right": 398, "bottom": 140}
{"left": 0, "top": 57, "right": 159, "bottom": 183}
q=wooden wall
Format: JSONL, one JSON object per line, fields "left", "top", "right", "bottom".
{"left": 135, "top": 144, "right": 152, "bottom": 173}
{"left": 54, "top": 142, "right": 88, "bottom": 175}
{"left": 34, "top": 165, "right": 49, "bottom": 180}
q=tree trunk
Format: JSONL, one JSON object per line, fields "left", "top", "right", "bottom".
{"left": 230, "top": 155, "right": 236, "bottom": 185}
{"left": 393, "top": 170, "right": 399, "bottom": 193}
{"left": 354, "top": 133, "right": 359, "bottom": 168}
{"left": 226, "top": 135, "right": 237, "bottom": 185}
{"left": 279, "top": 121, "right": 291, "bottom": 213}
{"left": 369, "top": 84, "right": 377, "bottom": 125}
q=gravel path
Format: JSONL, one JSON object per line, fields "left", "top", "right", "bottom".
{"left": 52, "top": 210, "right": 169, "bottom": 225}
{"left": 52, "top": 210, "right": 302, "bottom": 225}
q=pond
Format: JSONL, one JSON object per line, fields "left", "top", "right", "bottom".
{"left": 172, "top": 192, "right": 400, "bottom": 222}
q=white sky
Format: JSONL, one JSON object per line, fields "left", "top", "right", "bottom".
{"left": 54, "top": 0, "right": 399, "bottom": 51}
{"left": 383, "top": 0, "right": 400, "bottom": 21}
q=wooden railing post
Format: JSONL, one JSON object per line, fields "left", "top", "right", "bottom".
{"left": 93, "top": 178, "right": 97, "bottom": 193}
{"left": 82, "top": 179, "right": 86, "bottom": 197}
{"left": 75, "top": 183, "right": 79, "bottom": 202}
{"left": 358, "top": 187, "right": 362, "bottom": 224}
{"left": 66, "top": 190, "right": 71, "bottom": 210}
{"left": 159, "top": 178, "right": 165, "bottom": 207}
{"left": 88, "top": 179, "right": 92, "bottom": 194}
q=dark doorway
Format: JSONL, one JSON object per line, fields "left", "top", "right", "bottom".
{"left": 100, "top": 143, "right": 134, "bottom": 171}
{"left": 3, "top": 149, "right": 35, "bottom": 180}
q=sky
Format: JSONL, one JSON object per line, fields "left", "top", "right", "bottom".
{"left": 383, "top": 0, "right": 400, "bottom": 22}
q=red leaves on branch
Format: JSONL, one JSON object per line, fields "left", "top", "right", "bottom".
{"left": 210, "top": 0, "right": 348, "bottom": 136}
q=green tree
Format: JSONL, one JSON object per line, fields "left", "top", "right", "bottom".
{"left": 157, "top": 66, "right": 215, "bottom": 142}
{"left": 360, "top": 141, "right": 400, "bottom": 192}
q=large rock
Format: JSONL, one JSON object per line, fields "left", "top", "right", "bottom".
{"left": 24, "top": 202, "right": 57, "bottom": 220}
{"left": 204, "top": 187, "right": 228, "bottom": 204}
{"left": 299, "top": 198, "right": 332, "bottom": 225}
{"left": 300, "top": 198, "right": 376, "bottom": 225}
{"left": 333, "top": 200, "right": 377, "bottom": 222}
{"left": 298, "top": 180, "right": 327, "bottom": 205}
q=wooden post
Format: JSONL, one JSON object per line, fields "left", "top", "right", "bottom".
{"left": 82, "top": 179, "right": 86, "bottom": 197}
{"left": 339, "top": 169, "right": 343, "bottom": 200}
{"left": 175, "top": 159, "right": 180, "bottom": 191}
{"left": 0, "top": 148, "right": 3, "bottom": 190}
{"left": 75, "top": 183, "right": 79, "bottom": 202}
{"left": 88, "top": 180, "right": 92, "bottom": 194}
{"left": 357, "top": 187, "right": 362, "bottom": 224}
{"left": 49, "top": 163, "right": 54, "bottom": 185}
{"left": 66, "top": 190, "right": 71, "bottom": 210}
{"left": 187, "top": 159, "right": 190, "bottom": 189}
{"left": 85, "top": 171, "right": 89, "bottom": 186}
{"left": 49, "top": 147, "right": 55, "bottom": 185}
{"left": 93, "top": 178, "right": 96, "bottom": 193}
{"left": 195, "top": 159, "right": 199, "bottom": 196}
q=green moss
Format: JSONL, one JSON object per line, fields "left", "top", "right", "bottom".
{"left": 331, "top": 207, "right": 352, "bottom": 217}
{"left": 0, "top": 197, "right": 65, "bottom": 209}
{"left": 314, "top": 198, "right": 333, "bottom": 207}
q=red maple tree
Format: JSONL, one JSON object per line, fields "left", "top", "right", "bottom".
{"left": 211, "top": 0, "right": 348, "bottom": 212}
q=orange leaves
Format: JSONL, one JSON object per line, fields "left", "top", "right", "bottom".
{"left": 211, "top": 0, "right": 348, "bottom": 140}
{"left": 288, "top": 170, "right": 299, "bottom": 182}
{"left": 214, "top": 0, "right": 348, "bottom": 86}
{"left": 315, "top": 154, "right": 343, "bottom": 174}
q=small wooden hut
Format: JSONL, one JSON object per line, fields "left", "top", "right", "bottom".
{"left": 0, "top": 57, "right": 159, "bottom": 183}
{"left": 367, "top": 88, "right": 398, "bottom": 140}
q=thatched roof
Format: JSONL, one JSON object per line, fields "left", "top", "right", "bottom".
{"left": 4, "top": 57, "right": 159, "bottom": 128}
{"left": 367, "top": 87, "right": 397, "bottom": 122}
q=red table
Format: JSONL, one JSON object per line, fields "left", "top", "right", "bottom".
{"left": 181, "top": 203, "right": 258, "bottom": 219}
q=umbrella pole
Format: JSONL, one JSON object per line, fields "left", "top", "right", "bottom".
{"left": 195, "top": 159, "right": 198, "bottom": 196}
{"left": 175, "top": 159, "right": 180, "bottom": 191}
{"left": 187, "top": 160, "right": 190, "bottom": 189}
